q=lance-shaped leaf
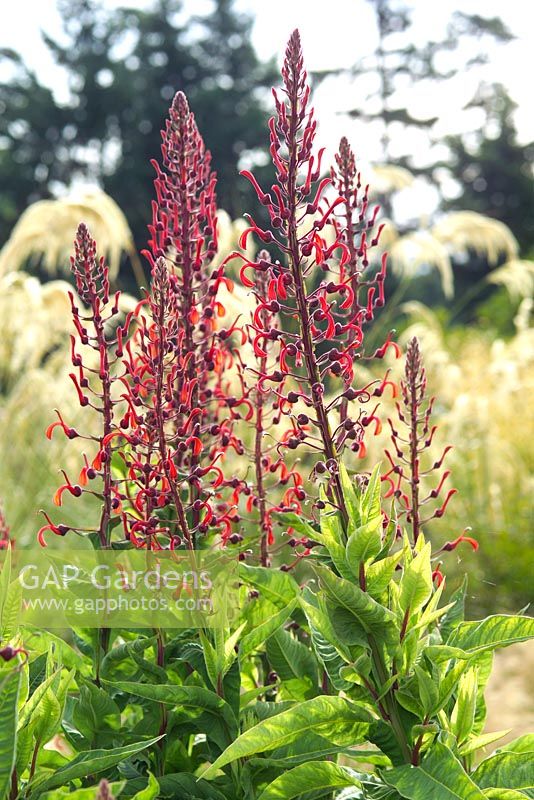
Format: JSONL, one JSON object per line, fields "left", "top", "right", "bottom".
{"left": 399, "top": 542, "right": 432, "bottom": 616}
{"left": 447, "top": 615, "right": 534, "bottom": 654}
{"left": 472, "top": 750, "right": 534, "bottom": 793}
{"left": 201, "top": 696, "right": 372, "bottom": 780}
{"left": 383, "top": 740, "right": 486, "bottom": 799}
{"left": 360, "top": 464, "right": 382, "bottom": 523}
{"left": 346, "top": 518, "right": 383, "bottom": 568}
{"left": 266, "top": 628, "right": 318, "bottom": 682}
{"left": 314, "top": 563, "right": 396, "bottom": 644}
{"left": 257, "top": 761, "right": 363, "bottom": 799}
{"left": 28, "top": 737, "right": 163, "bottom": 795}
{"left": 498, "top": 733, "right": 534, "bottom": 754}
{"left": 451, "top": 668, "right": 478, "bottom": 744}
{"left": 0, "top": 668, "right": 21, "bottom": 800}
{"left": 339, "top": 464, "right": 362, "bottom": 529}
{"left": 240, "top": 600, "right": 297, "bottom": 659}
{"left": 300, "top": 593, "right": 353, "bottom": 663}
{"left": 239, "top": 564, "right": 299, "bottom": 608}
{"left": 104, "top": 680, "right": 237, "bottom": 733}
{"left": 273, "top": 512, "right": 317, "bottom": 541}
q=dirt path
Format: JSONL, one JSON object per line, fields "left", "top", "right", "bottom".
{"left": 485, "top": 640, "right": 534, "bottom": 742}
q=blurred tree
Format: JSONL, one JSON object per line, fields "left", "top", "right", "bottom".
{"left": 0, "top": 0, "right": 276, "bottom": 283}
{"left": 315, "top": 1, "right": 520, "bottom": 320}
{"left": 444, "top": 83, "right": 534, "bottom": 256}
{"left": 0, "top": 50, "right": 70, "bottom": 243}
{"left": 339, "top": 0, "right": 513, "bottom": 168}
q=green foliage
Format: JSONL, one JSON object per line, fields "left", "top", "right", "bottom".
{"left": 0, "top": 668, "right": 21, "bottom": 799}
{"left": 1, "top": 467, "right": 532, "bottom": 798}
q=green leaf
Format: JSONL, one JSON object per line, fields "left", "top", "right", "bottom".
{"left": 239, "top": 564, "right": 299, "bottom": 608}
{"left": 273, "top": 512, "right": 317, "bottom": 540}
{"left": 132, "top": 771, "right": 160, "bottom": 799}
{"left": 104, "top": 680, "right": 237, "bottom": 735}
{"left": 33, "top": 668, "right": 74, "bottom": 749}
{"left": 366, "top": 551, "right": 403, "bottom": 599}
{"left": 0, "top": 668, "right": 21, "bottom": 800}
{"left": 0, "top": 547, "right": 12, "bottom": 624}
{"left": 451, "top": 668, "right": 478, "bottom": 744}
{"left": 257, "top": 761, "right": 362, "bottom": 799}
{"left": 201, "top": 696, "right": 372, "bottom": 780}
{"left": 361, "top": 464, "right": 382, "bottom": 523}
{"left": 399, "top": 542, "right": 432, "bottom": 615}
{"left": 472, "top": 750, "right": 534, "bottom": 792}
{"left": 314, "top": 563, "right": 396, "bottom": 644}
{"left": 100, "top": 637, "right": 157, "bottom": 679}
{"left": 430, "top": 660, "right": 470, "bottom": 716}
{"left": 384, "top": 740, "right": 487, "bottom": 799}
{"left": 459, "top": 729, "right": 510, "bottom": 757}
{"left": 339, "top": 464, "right": 362, "bottom": 528}
{"left": 18, "top": 668, "right": 62, "bottom": 732}
{"left": 483, "top": 790, "right": 531, "bottom": 800}
{"left": 319, "top": 499, "right": 355, "bottom": 580}
{"left": 240, "top": 600, "right": 297, "bottom": 659}
{"left": 447, "top": 615, "right": 534, "bottom": 654}
{"left": 200, "top": 630, "right": 220, "bottom": 691}
{"left": 73, "top": 681, "right": 121, "bottom": 741}
{"left": 414, "top": 664, "right": 439, "bottom": 718}
{"left": 346, "top": 518, "right": 383, "bottom": 567}
{"left": 1, "top": 578, "right": 22, "bottom": 642}
{"left": 266, "top": 628, "right": 318, "bottom": 682}
{"left": 369, "top": 719, "right": 408, "bottom": 767}
{"left": 29, "top": 737, "right": 163, "bottom": 795}
{"left": 300, "top": 595, "right": 352, "bottom": 664}
{"left": 499, "top": 734, "right": 534, "bottom": 754}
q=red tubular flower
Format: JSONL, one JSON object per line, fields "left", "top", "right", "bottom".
{"left": 384, "top": 336, "right": 460, "bottom": 553}
{"left": 439, "top": 530, "right": 479, "bottom": 553}
{"left": 41, "top": 223, "right": 133, "bottom": 548}
{"left": 37, "top": 511, "right": 69, "bottom": 548}
{"left": 46, "top": 410, "right": 78, "bottom": 440}
{"left": 136, "top": 90, "right": 243, "bottom": 544}
{"left": 234, "top": 31, "right": 395, "bottom": 559}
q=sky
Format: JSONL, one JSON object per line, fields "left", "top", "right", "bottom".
{"left": 0, "top": 0, "right": 532, "bottom": 218}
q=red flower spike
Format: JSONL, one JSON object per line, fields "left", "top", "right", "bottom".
{"left": 385, "top": 337, "right": 459, "bottom": 549}
{"left": 39, "top": 223, "right": 133, "bottom": 548}
{"left": 233, "top": 31, "right": 398, "bottom": 555}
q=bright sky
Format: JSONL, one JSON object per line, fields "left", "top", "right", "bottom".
{"left": 1, "top": 0, "right": 532, "bottom": 218}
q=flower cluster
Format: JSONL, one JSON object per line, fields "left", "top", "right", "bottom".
{"left": 234, "top": 30, "right": 396, "bottom": 530}
{"left": 39, "top": 222, "right": 132, "bottom": 548}
{"left": 383, "top": 336, "right": 477, "bottom": 582}
{"left": 40, "top": 94, "right": 238, "bottom": 550}
{"left": 231, "top": 251, "right": 305, "bottom": 565}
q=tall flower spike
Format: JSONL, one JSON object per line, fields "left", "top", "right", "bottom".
{"left": 233, "top": 250, "right": 305, "bottom": 565}
{"left": 330, "top": 136, "right": 391, "bottom": 421}
{"left": 115, "top": 257, "right": 196, "bottom": 549}
{"left": 237, "top": 30, "right": 393, "bottom": 545}
{"left": 41, "top": 224, "right": 132, "bottom": 548}
{"left": 145, "top": 92, "right": 236, "bottom": 528}
{"left": 384, "top": 336, "right": 459, "bottom": 547}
